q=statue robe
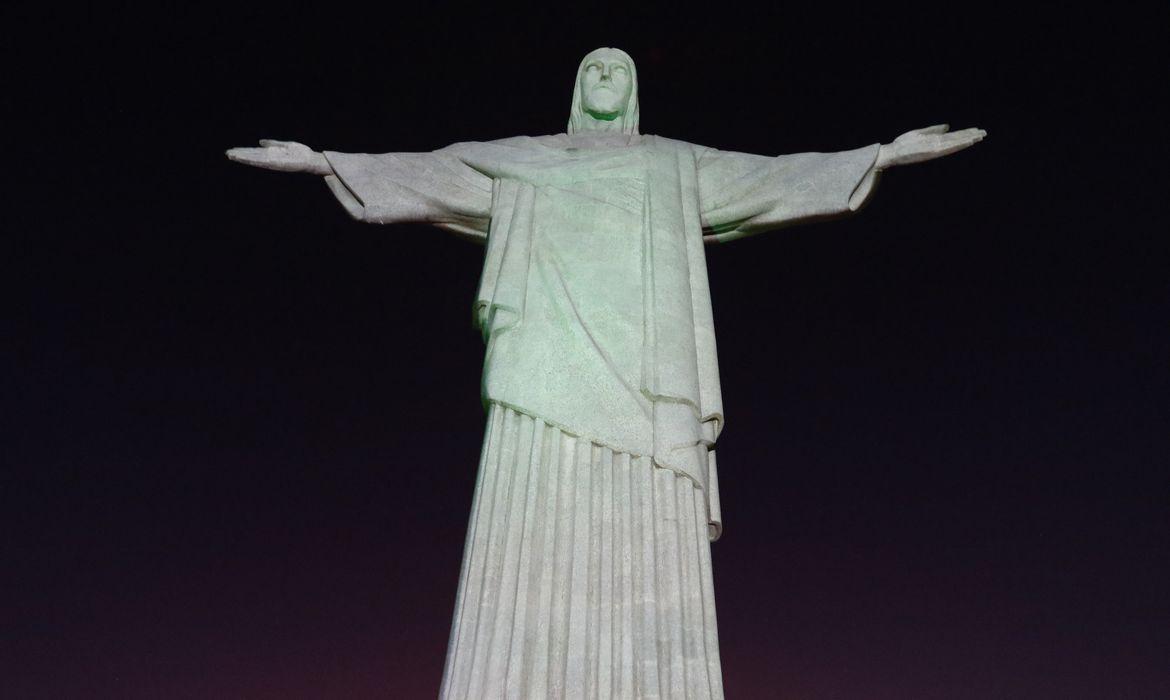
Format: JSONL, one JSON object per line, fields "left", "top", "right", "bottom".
{"left": 322, "top": 133, "right": 880, "bottom": 541}
{"left": 322, "top": 133, "right": 879, "bottom": 698}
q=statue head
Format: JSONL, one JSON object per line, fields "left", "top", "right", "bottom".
{"left": 568, "top": 47, "right": 639, "bottom": 135}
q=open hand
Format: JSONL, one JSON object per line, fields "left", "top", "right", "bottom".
{"left": 876, "top": 125, "right": 986, "bottom": 169}
{"left": 225, "top": 140, "right": 332, "bottom": 175}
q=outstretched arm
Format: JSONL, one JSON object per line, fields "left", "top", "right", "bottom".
{"left": 226, "top": 140, "right": 332, "bottom": 175}
{"left": 225, "top": 139, "right": 493, "bottom": 241}
{"left": 697, "top": 124, "right": 985, "bottom": 243}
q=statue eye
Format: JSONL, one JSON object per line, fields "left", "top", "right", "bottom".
{"left": 613, "top": 65, "right": 628, "bottom": 74}
{"left": 586, "top": 63, "right": 601, "bottom": 73}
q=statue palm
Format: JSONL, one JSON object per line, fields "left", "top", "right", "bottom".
{"left": 877, "top": 124, "right": 986, "bottom": 168}
{"left": 227, "top": 139, "right": 330, "bottom": 174}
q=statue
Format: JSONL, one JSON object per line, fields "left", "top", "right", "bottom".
{"left": 228, "top": 47, "right": 984, "bottom": 699}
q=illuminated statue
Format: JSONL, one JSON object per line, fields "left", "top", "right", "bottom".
{"left": 228, "top": 47, "right": 984, "bottom": 699}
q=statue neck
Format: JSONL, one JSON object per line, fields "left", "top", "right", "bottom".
{"left": 578, "top": 112, "right": 625, "bottom": 133}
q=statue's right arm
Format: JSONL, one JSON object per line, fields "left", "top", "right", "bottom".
{"left": 225, "top": 140, "right": 332, "bottom": 175}
{"left": 227, "top": 139, "right": 493, "bottom": 241}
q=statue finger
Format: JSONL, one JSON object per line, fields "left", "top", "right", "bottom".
{"left": 226, "top": 147, "right": 268, "bottom": 164}
{"left": 912, "top": 124, "right": 950, "bottom": 136}
{"left": 943, "top": 130, "right": 985, "bottom": 149}
{"left": 258, "top": 139, "right": 292, "bottom": 148}
{"left": 895, "top": 124, "right": 947, "bottom": 143}
{"left": 935, "top": 134, "right": 982, "bottom": 156}
{"left": 949, "top": 127, "right": 987, "bottom": 142}
{"left": 227, "top": 147, "right": 292, "bottom": 169}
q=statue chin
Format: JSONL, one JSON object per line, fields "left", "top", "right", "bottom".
{"left": 583, "top": 108, "right": 622, "bottom": 122}
{"left": 582, "top": 91, "right": 625, "bottom": 121}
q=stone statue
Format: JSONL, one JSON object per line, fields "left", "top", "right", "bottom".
{"left": 228, "top": 47, "right": 984, "bottom": 699}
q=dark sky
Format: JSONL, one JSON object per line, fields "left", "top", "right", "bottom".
{"left": 5, "top": 5, "right": 1169, "bottom": 699}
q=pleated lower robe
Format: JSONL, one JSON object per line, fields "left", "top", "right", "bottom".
{"left": 439, "top": 404, "right": 724, "bottom": 699}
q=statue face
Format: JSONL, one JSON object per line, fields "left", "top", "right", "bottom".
{"left": 579, "top": 50, "right": 633, "bottom": 121}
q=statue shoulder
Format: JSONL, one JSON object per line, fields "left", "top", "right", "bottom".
{"left": 434, "top": 135, "right": 565, "bottom": 155}
{"left": 645, "top": 134, "right": 702, "bottom": 151}
{"left": 486, "top": 134, "right": 570, "bottom": 149}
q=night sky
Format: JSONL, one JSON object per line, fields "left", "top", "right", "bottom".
{"left": 5, "top": 5, "right": 1169, "bottom": 699}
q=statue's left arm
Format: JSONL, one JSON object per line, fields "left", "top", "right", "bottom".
{"left": 697, "top": 124, "right": 984, "bottom": 244}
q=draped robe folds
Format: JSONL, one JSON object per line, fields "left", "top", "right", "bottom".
{"left": 323, "top": 134, "right": 880, "bottom": 541}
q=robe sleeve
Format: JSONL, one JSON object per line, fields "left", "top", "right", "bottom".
{"left": 321, "top": 144, "right": 494, "bottom": 243}
{"left": 696, "top": 143, "right": 881, "bottom": 244}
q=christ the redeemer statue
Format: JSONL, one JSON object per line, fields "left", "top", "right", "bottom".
{"left": 228, "top": 47, "right": 984, "bottom": 699}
